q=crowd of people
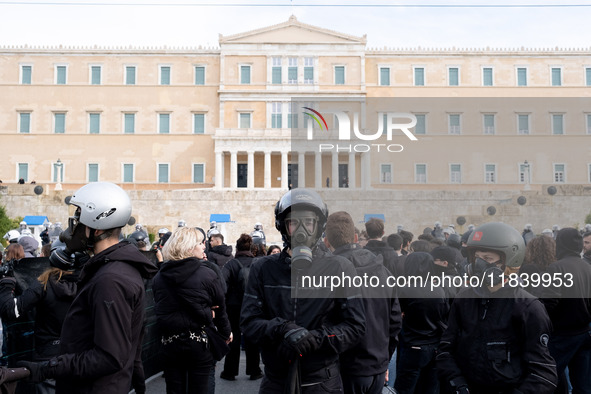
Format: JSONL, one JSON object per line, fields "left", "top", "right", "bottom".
{"left": 0, "top": 182, "right": 590, "bottom": 394}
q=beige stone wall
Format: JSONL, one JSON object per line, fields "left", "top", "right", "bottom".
{"left": 2, "top": 184, "right": 590, "bottom": 248}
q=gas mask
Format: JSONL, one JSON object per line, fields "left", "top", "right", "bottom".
{"left": 59, "top": 210, "right": 91, "bottom": 253}
{"left": 285, "top": 210, "right": 320, "bottom": 269}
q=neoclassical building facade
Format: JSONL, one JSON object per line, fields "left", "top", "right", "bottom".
{"left": 1, "top": 16, "right": 591, "bottom": 192}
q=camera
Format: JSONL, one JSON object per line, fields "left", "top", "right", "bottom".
{"left": 0, "top": 259, "right": 16, "bottom": 277}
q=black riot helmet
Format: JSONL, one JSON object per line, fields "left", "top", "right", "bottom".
{"left": 275, "top": 189, "right": 328, "bottom": 251}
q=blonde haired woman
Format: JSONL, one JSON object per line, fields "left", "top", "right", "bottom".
{"left": 153, "top": 226, "right": 231, "bottom": 394}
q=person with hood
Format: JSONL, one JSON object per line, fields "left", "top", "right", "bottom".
{"left": 153, "top": 226, "right": 232, "bottom": 394}
{"left": 324, "top": 211, "right": 401, "bottom": 394}
{"left": 395, "top": 252, "right": 450, "bottom": 394}
{"left": 18, "top": 235, "right": 39, "bottom": 258}
{"left": 240, "top": 189, "right": 365, "bottom": 393}
{"left": 16, "top": 182, "right": 158, "bottom": 394}
{"left": 430, "top": 246, "right": 461, "bottom": 301}
{"left": 541, "top": 228, "right": 591, "bottom": 394}
{"left": 0, "top": 240, "right": 85, "bottom": 394}
{"left": 206, "top": 233, "right": 233, "bottom": 268}
{"left": 437, "top": 222, "right": 557, "bottom": 393}
{"left": 220, "top": 234, "right": 262, "bottom": 381}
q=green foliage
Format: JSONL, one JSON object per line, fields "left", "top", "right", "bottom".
{"left": 586, "top": 211, "right": 591, "bottom": 225}
{"left": 0, "top": 206, "right": 12, "bottom": 247}
{"left": 0, "top": 205, "right": 24, "bottom": 247}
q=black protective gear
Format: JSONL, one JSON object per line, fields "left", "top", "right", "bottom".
{"left": 466, "top": 222, "right": 525, "bottom": 268}
{"left": 274, "top": 189, "right": 328, "bottom": 249}
{"left": 16, "top": 358, "right": 58, "bottom": 383}
{"left": 278, "top": 324, "right": 319, "bottom": 361}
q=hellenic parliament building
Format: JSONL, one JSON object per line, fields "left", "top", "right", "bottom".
{"left": 1, "top": 16, "right": 590, "bottom": 242}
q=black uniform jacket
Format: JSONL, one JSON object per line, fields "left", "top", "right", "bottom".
{"left": 54, "top": 242, "right": 158, "bottom": 394}
{"left": 240, "top": 248, "right": 366, "bottom": 384}
{"left": 437, "top": 285, "right": 557, "bottom": 393}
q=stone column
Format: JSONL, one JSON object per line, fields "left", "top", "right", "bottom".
{"left": 281, "top": 151, "right": 288, "bottom": 189}
{"left": 215, "top": 151, "right": 223, "bottom": 189}
{"left": 315, "top": 152, "right": 322, "bottom": 189}
{"left": 331, "top": 152, "right": 339, "bottom": 189}
{"left": 298, "top": 152, "right": 306, "bottom": 188}
{"left": 361, "top": 152, "right": 371, "bottom": 190}
{"left": 264, "top": 151, "right": 271, "bottom": 189}
{"left": 348, "top": 152, "right": 356, "bottom": 189}
{"left": 247, "top": 151, "right": 255, "bottom": 189}
{"left": 230, "top": 151, "right": 237, "bottom": 189}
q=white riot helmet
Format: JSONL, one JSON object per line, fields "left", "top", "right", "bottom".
{"left": 68, "top": 182, "right": 132, "bottom": 230}
{"left": 3, "top": 230, "right": 20, "bottom": 243}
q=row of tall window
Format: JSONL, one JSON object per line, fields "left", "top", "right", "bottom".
{"left": 16, "top": 112, "right": 207, "bottom": 134}
{"left": 14, "top": 160, "right": 584, "bottom": 185}
{"left": 379, "top": 163, "right": 576, "bottom": 184}
{"left": 377, "top": 65, "right": 591, "bottom": 87}
{"left": 14, "top": 162, "right": 206, "bottom": 184}
{"left": 17, "top": 62, "right": 589, "bottom": 87}
{"left": 403, "top": 112, "right": 590, "bottom": 135}
{"left": 18, "top": 64, "right": 207, "bottom": 85}
{"left": 15, "top": 109, "right": 591, "bottom": 135}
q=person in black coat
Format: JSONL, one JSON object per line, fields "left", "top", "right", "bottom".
{"left": 541, "top": 228, "right": 591, "bottom": 394}
{"left": 364, "top": 218, "right": 399, "bottom": 276}
{"left": 437, "top": 222, "right": 557, "bottom": 394}
{"left": 0, "top": 243, "right": 82, "bottom": 394}
{"left": 220, "top": 233, "right": 262, "bottom": 381}
{"left": 396, "top": 252, "right": 450, "bottom": 394}
{"left": 15, "top": 182, "right": 157, "bottom": 394}
{"left": 206, "top": 233, "right": 233, "bottom": 268}
{"left": 325, "top": 211, "right": 401, "bottom": 394}
{"left": 241, "top": 189, "right": 366, "bottom": 393}
{"left": 153, "top": 226, "right": 232, "bottom": 394}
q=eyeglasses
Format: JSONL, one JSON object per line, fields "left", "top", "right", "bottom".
{"left": 285, "top": 217, "right": 317, "bottom": 236}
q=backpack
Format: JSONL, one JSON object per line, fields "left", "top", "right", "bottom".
{"left": 234, "top": 259, "right": 250, "bottom": 292}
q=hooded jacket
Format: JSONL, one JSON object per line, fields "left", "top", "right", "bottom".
{"left": 334, "top": 244, "right": 401, "bottom": 377}
{"left": 54, "top": 242, "right": 157, "bottom": 394}
{"left": 153, "top": 257, "right": 231, "bottom": 339}
{"left": 541, "top": 228, "right": 591, "bottom": 336}
{"left": 18, "top": 236, "right": 39, "bottom": 258}
{"left": 207, "top": 244, "right": 233, "bottom": 268}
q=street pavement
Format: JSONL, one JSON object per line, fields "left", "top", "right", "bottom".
{"left": 145, "top": 351, "right": 262, "bottom": 394}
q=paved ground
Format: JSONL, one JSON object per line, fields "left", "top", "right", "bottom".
{"left": 145, "top": 351, "right": 262, "bottom": 394}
